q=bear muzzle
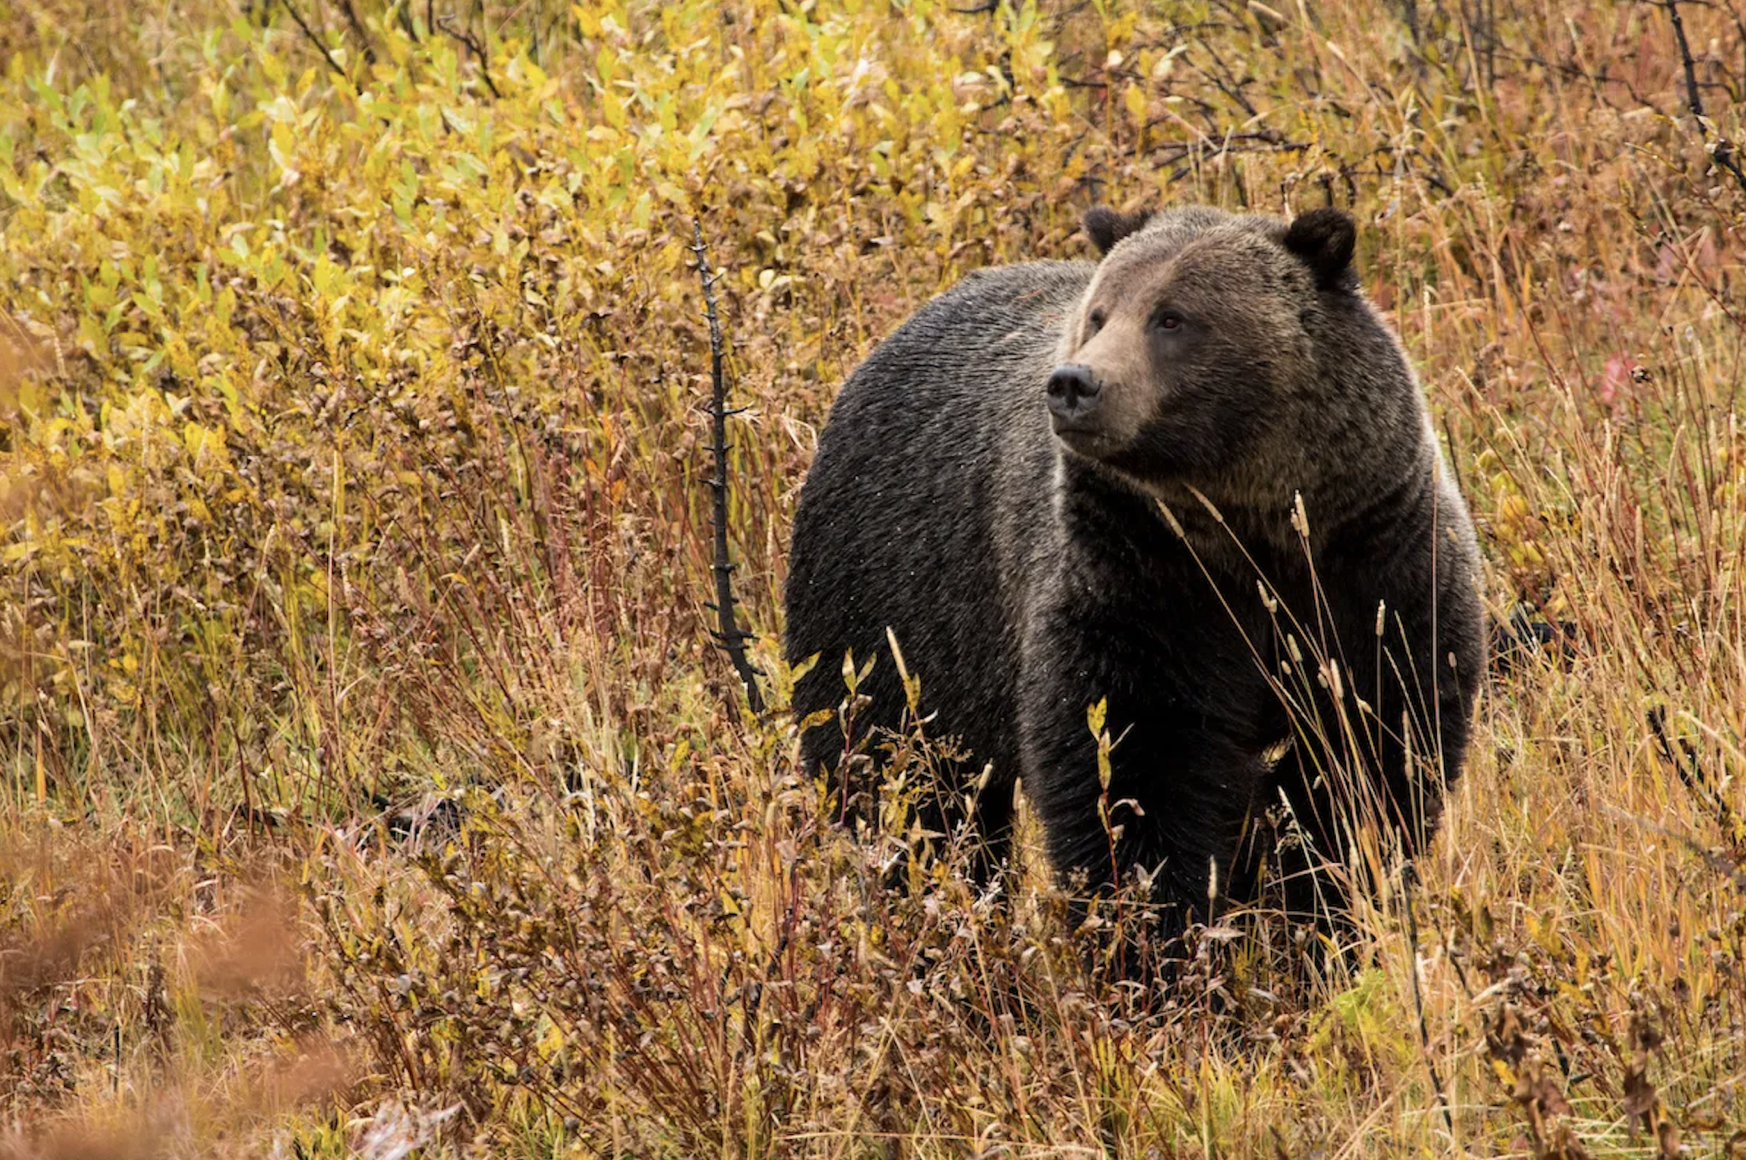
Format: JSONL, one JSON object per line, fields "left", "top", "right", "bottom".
{"left": 1046, "top": 363, "right": 1103, "bottom": 429}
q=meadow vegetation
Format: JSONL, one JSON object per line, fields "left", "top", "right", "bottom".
{"left": 2, "top": 0, "right": 1745, "bottom": 1154}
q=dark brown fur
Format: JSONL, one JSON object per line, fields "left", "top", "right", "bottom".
{"left": 784, "top": 205, "right": 1484, "bottom": 949}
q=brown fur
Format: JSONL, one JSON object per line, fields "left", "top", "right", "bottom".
{"left": 786, "top": 204, "right": 1485, "bottom": 953}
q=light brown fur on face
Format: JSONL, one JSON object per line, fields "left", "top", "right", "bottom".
{"left": 1047, "top": 206, "right": 1428, "bottom": 545}
{"left": 1054, "top": 217, "right": 1309, "bottom": 475}
{"left": 1053, "top": 303, "right": 1152, "bottom": 454}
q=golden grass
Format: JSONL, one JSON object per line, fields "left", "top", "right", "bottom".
{"left": 1, "top": 0, "right": 1744, "bottom": 1155}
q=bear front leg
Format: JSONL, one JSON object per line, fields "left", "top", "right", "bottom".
{"left": 1018, "top": 644, "right": 1270, "bottom": 954}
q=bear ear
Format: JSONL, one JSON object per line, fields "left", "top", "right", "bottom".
{"left": 1083, "top": 206, "right": 1153, "bottom": 256}
{"left": 1283, "top": 207, "right": 1357, "bottom": 291}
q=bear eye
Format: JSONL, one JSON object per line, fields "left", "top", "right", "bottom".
{"left": 1086, "top": 307, "right": 1107, "bottom": 335}
{"left": 1152, "top": 310, "right": 1184, "bottom": 333}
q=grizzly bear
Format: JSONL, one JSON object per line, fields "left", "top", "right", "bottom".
{"left": 784, "top": 204, "right": 1484, "bottom": 946}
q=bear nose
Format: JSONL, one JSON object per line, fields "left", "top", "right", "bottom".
{"left": 1046, "top": 363, "right": 1102, "bottom": 420}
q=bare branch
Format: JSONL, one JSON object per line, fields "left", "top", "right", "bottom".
{"left": 1601, "top": 803, "right": 1746, "bottom": 893}
{"left": 335, "top": 0, "right": 377, "bottom": 65}
{"left": 1665, "top": 0, "right": 1746, "bottom": 195}
{"left": 692, "top": 219, "right": 766, "bottom": 718}
{"left": 278, "top": 0, "right": 349, "bottom": 81}
{"left": 1400, "top": 866, "right": 1455, "bottom": 1136}
{"left": 437, "top": 13, "right": 502, "bottom": 99}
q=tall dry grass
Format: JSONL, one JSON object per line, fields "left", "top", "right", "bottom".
{"left": 1, "top": 0, "right": 1744, "bottom": 1154}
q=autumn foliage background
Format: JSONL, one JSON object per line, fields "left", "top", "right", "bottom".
{"left": 2, "top": 0, "right": 1745, "bottom": 1155}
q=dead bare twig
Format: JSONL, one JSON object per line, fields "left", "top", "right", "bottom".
{"left": 1646, "top": 706, "right": 1743, "bottom": 852}
{"left": 1400, "top": 865, "right": 1456, "bottom": 1135}
{"left": 279, "top": 0, "right": 348, "bottom": 81}
{"left": 1664, "top": 0, "right": 1746, "bottom": 195}
{"left": 436, "top": 13, "right": 502, "bottom": 99}
{"left": 1600, "top": 800, "right": 1746, "bottom": 893}
{"left": 335, "top": 0, "right": 377, "bottom": 65}
{"left": 692, "top": 220, "right": 766, "bottom": 718}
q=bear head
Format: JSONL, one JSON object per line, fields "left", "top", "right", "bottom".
{"left": 1050, "top": 204, "right": 1413, "bottom": 519}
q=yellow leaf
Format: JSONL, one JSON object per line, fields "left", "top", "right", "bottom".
{"left": 1124, "top": 82, "right": 1147, "bottom": 124}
